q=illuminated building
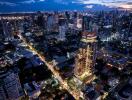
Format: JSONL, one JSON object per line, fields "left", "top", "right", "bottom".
{"left": 76, "top": 18, "right": 82, "bottom": 29}
{"left": 74, "top": 22, "right": 97, "bottom": 82}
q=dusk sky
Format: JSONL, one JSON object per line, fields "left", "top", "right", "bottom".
{"left": 0, "top": 0, "right": 131, "bottom": 12}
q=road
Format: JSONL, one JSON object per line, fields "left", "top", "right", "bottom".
{"left": 18, "top": 35, "right": 84, "bottom": 100}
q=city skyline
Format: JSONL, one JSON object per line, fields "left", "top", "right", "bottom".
{"left": 0, "top": 6, "right": 132, "bottom": 100}
{"left": 0, "top": 0, "right": 132, "bottom": 12}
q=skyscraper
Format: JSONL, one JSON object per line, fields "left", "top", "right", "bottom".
{"left": 58, "top": 17, "right": 68, "bottom": 41}
{"left": 74, "top": 22, "right": 97, "bottom": 83}
{"left": 65, "top": 11, "right": 70, "bottom": 20}
{"left": 82, "top": 15, "right": 93, "bottom": 31}
{"left": 36, "top": 11, "right": 45, "bottom": 29}
{"left": 47, "top": 14, "right": 58, "bottom": 33}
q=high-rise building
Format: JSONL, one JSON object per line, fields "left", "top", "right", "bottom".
{"left": 1, "top": 20, "right": 13, "bottom": 40}
{"left": 0, "top": 60, "right": 23, "bottom": 100}
{"left": 77, "top": 18, "right": 82, "bottom": 29}
{"left": 58, "top": 25, "right": 67, "bottom": 41}
{"left": 36, "top": 11, "right": 45, "bottom": 29}
{"left": 58, "top": 18, "right": 68, "bottom": 41}
{"left": 47, "top": 14, "right": 54, "bottom": 32}
{"left": 65, "top": 11, "right": 70, "bottom": 20}
{"left": 73, "top": 12, "right": 78, "bottom": 19}
{"left": 47, "top": 14, "right": 58, "bottom": 33}
{"left": 0, "top": 20, "right": 4, "bottom": 40}
{"left": 129, "top": 13, "right": 132, "bottom": 35}
{"left": 82, "top": 15, "right": 93, "bottom": 31}
{"left": 74, "top": 23, "right": 97, "bottom": 83}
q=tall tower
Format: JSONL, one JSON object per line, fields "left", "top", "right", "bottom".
{"left": 58, "top": 17, "right": 68, "bottom": 41}
{"left": 36, "top": 11, "right": 45, "bottom": 28}
{"left": 74, "top": 21, "right": 97, "bottom": 83}
{"left": 82, "top": 15, "right": 92, "bottom": 31}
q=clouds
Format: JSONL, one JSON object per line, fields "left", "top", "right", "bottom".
{"left": 75, "top": 0, "right": 132, "bottom": 9}
{"left": 85, "top": 5, "right": 93, "bottom": 9}
{"left": 21, "top": 0, "right": 45, "bottom": 4}
{"left": 0, "top": 1, "right": 16, "bottom": 6}
{"left": 0, "top": 0, "right": 46, "bottom": 6}
{"left": 21, "top": 0, "right": 36, "bottom": 4}
{"left": 0, "top": 0, "right": 131, "bottom": 7}
{"left": 49, "top": 0, "right": 132, "bottom": 9}
{"left": 0, "top": 0, "right": 131, "bottom": 12}
{"left": 101, "top": 0, "right": 132, "bottom": 9}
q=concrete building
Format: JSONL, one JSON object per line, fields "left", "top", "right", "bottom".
{"left": 0, "top": 61, "right": 23, "bottom": 100}
{"left": 82, "top": 15, "right": 93, "bottom": 31}
{"left": 58, "top": 18, "right": 68, "bottom": 41}
{"left": 58, "top": 25, "right": 67, "bottom": 41}
{"left": 47, "top": 14, "right": 58, "bottom": 33}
